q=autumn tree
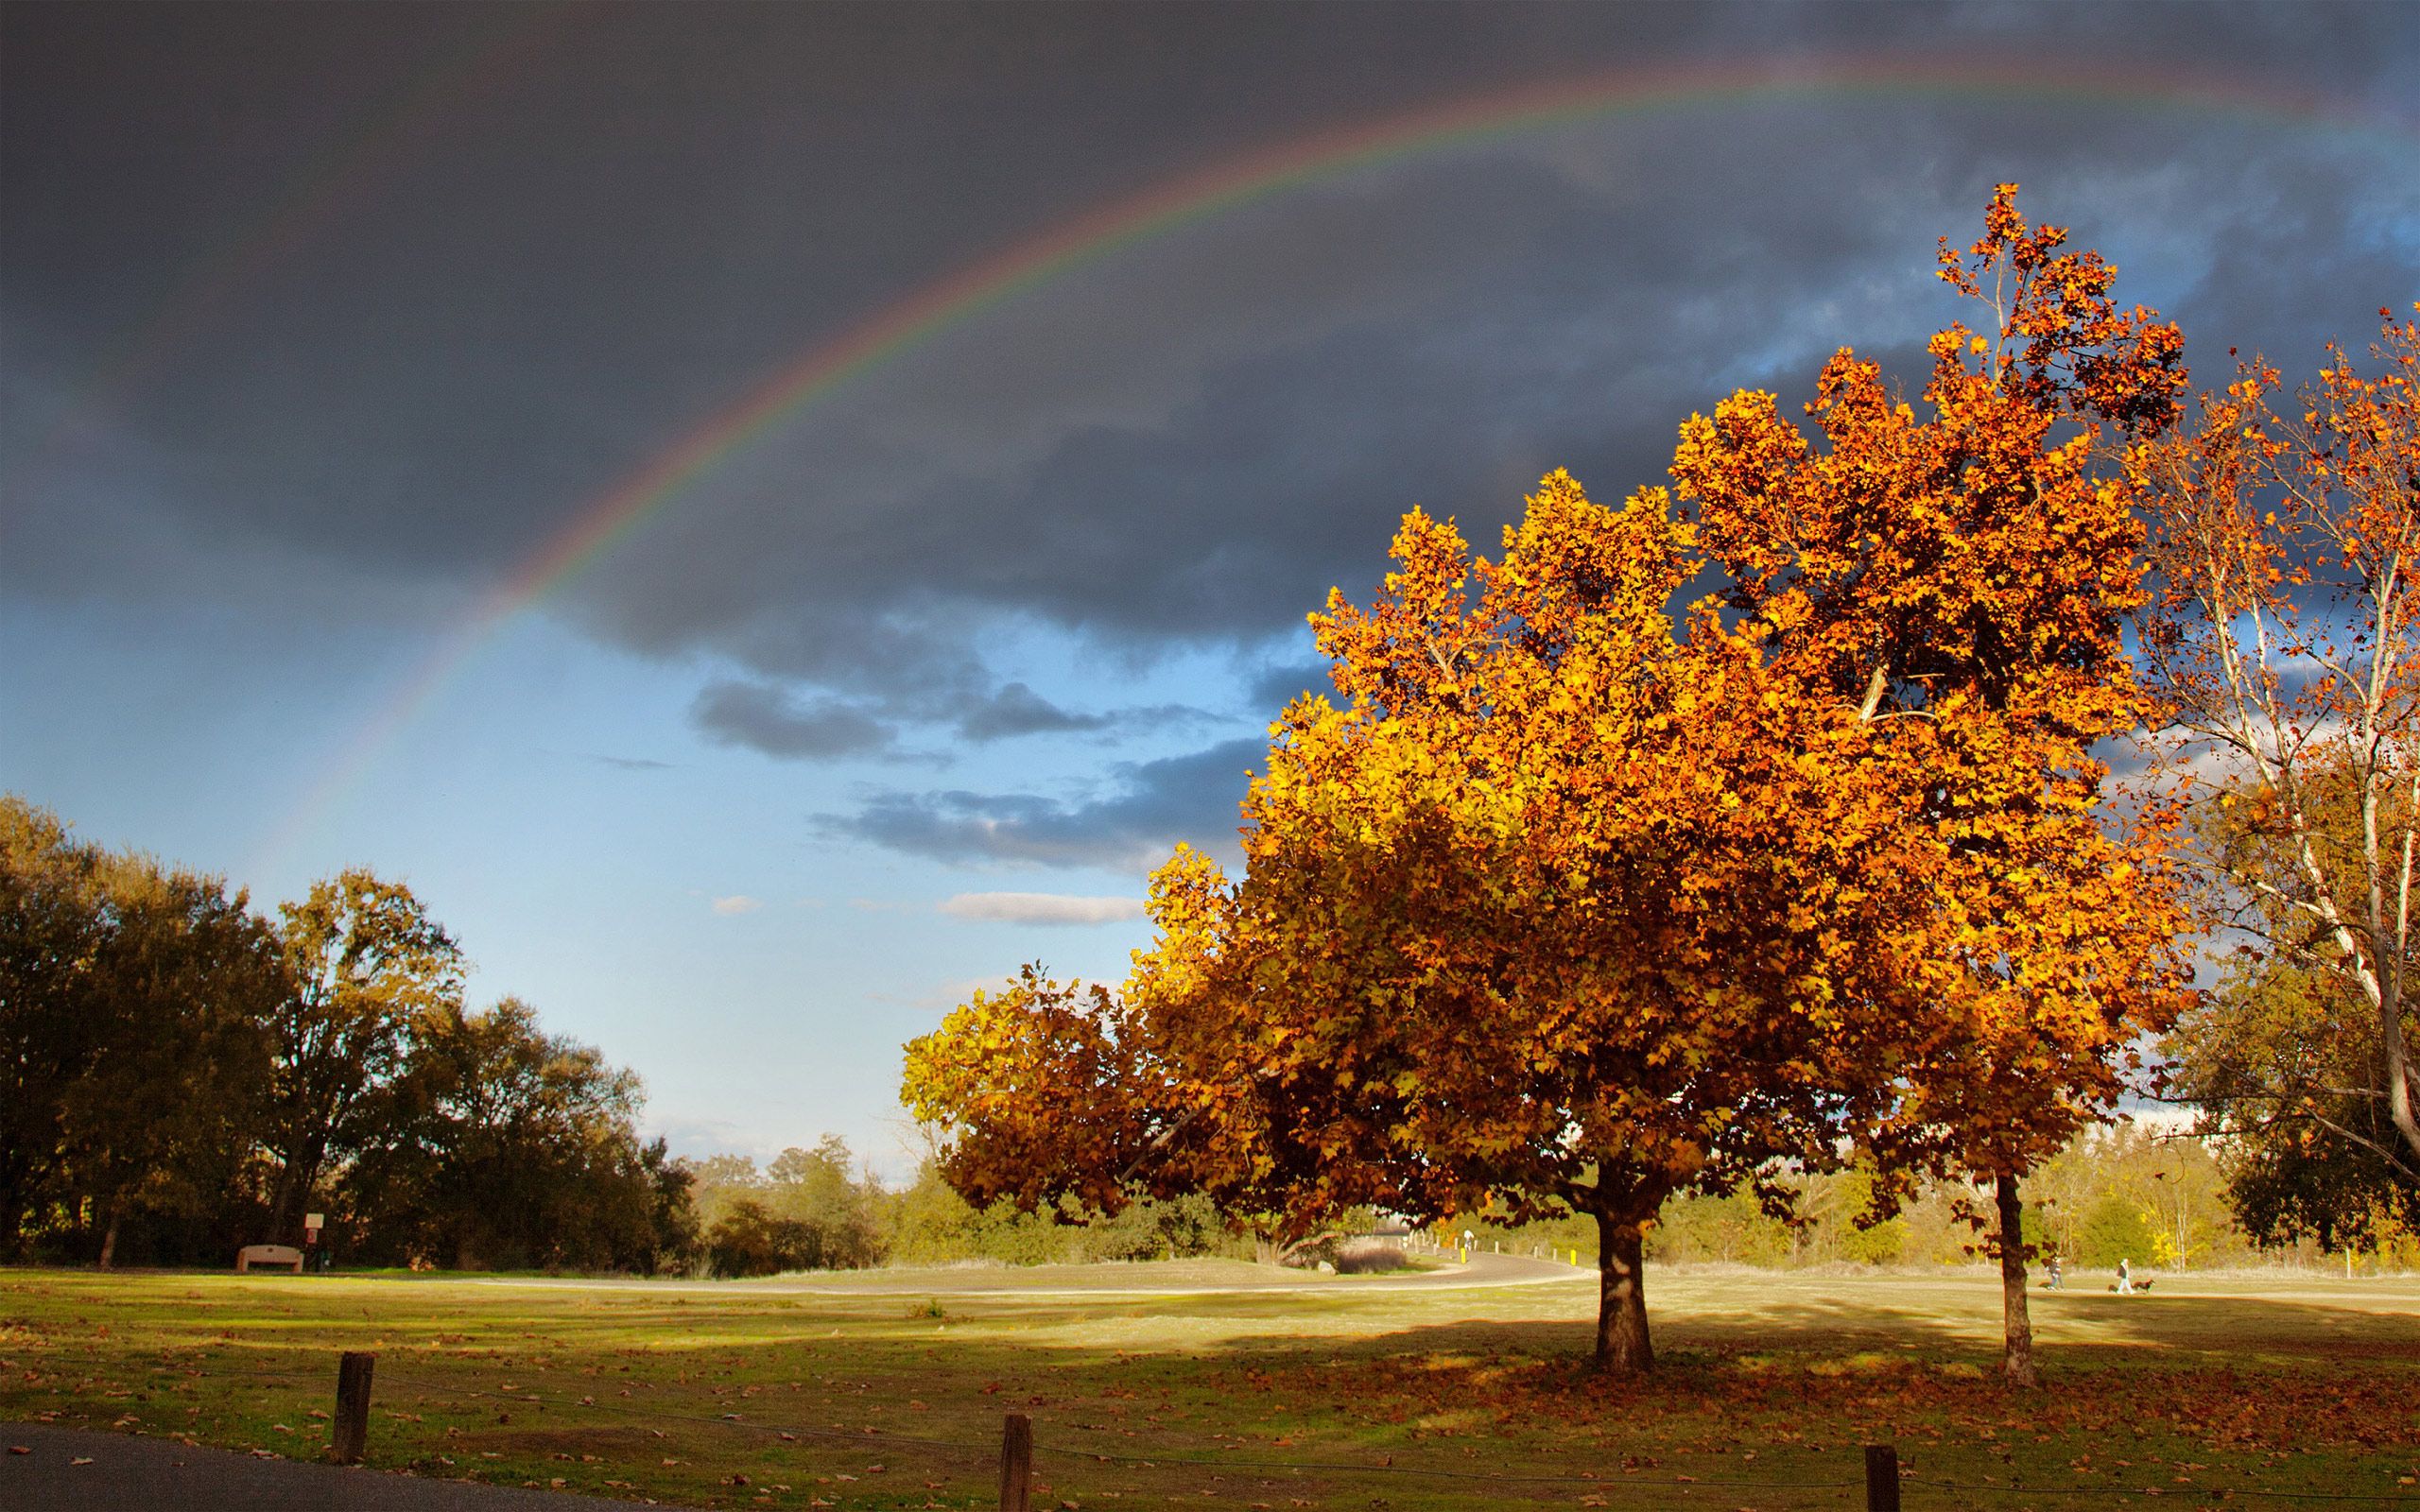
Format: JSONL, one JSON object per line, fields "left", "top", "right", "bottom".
{"left": 2135, "top": 305, "right": 2420, "bottom": 1190}
{"left": 906, "top": 966, "right": 1167, "bottom": 1213}
{"left": 2183, "top": 951, "right": 2420, "bottom": 1251}
{"left": 903, "top": 966, "right": 1315, "bottom": 1260}
{"left": 913, "top": 479, "right": 1954, "bottom": 1372}
{"left": 260, "top": 868, "right": 464, "bottom": 1244}
{"left": 2167, "top": 751, "right": 2420, "bottom": 1242}
{"left": 906, "top": 191, "right": 2186, "bottom": 1378}
{"left": 1671, "top": 185, "right": 2191, "bottom": 1383}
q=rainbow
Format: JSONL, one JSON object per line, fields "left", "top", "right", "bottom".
{"left": 252, "top": 52, "right": 2418, "bottom": 875}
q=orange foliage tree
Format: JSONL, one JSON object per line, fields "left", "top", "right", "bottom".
{"left": 911, "top": 478, "right": 1945, "bottom": 1370}
{"left": 2134, "top": 304, "right": 2420, "bottom": 1184}
{"left": 1670, "top": 186, "right": 2192, "bottom": 1383}
{"left": 903, "top": 189, "right": 2187, "bottom": 1379}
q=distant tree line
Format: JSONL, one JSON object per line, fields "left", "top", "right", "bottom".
{"left": 0, "top": 796, "right": 690, "bottom": 1270}
{"left": 681, "top": 1141, "right": 1253, "bottom": 1278}
{"left": 1468, "top": 1122, "right": 2414, "bottom": 1275}
{"left": 10, "top": 787, "right": 2402, "bottom": 1281}
{"left": 0, "top": 793, "right": 1261, "bottom": 1276}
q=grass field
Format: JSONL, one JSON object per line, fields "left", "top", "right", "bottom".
{"left": 2, "top": 1258, "right": 2414, "bottom": 1510}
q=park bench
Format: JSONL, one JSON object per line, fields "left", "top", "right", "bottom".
{"left": 235, "top": 1244, "right": 304, "bottom": 1273}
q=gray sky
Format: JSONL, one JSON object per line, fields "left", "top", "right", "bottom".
{"left": 4, "top": 1, "right": 2414, "bottom": 1171}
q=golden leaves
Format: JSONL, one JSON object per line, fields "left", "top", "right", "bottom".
{"left": 901, "top": 187, "right": 2190, "bottom": 1258}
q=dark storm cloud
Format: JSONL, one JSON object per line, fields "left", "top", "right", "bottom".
{"left": 691, "top": 681, "right": 892, "bottom": 761}
{"left": 953, "top": 683, "right": 1112, "bottom": 741}
{"left": 2162, "top": 153, "right": 2420, "bottom": 374}
{"left": 1246, "top": 661, "right": 1337, "bottom": 716}
{"left": 816, "top": 737, "right": 1262, "bottom": 869}
{"left": 2, "top": 0, "right": 1709, "bottom": 591}
{"left": 689, "top": 674, "right": 1212, "bottom": 758}
{"left": 4, "top": 0, "right": 2415, "bottom": 709}
{"left": 588, "top": 163, "right": 1930, "bottom": 697}
{"left": 951, "top": 683, "right": 1210, "bottom": 744}
{"left": 560, "top": 94, "right": 2413, "bottom": 709}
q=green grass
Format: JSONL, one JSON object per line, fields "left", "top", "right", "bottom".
{"left": 2, "top": 1262, "right": 2414, "bottom": 1510}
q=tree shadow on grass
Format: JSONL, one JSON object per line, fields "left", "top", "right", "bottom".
{"left": 11, "top": 1270, "right": 2416, "bottom": 1512}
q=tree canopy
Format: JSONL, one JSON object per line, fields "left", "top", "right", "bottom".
{"left": 2135, "top": 305, "right": 2420, "bottom": 1188}
{"left": 0, "top": 796, "right": 694, "bottom": 1272}
{"left": 906, "top": 188, "right": 2187, "bottom": 1376}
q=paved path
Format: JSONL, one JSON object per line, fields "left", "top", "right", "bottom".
{"left": 2, "top": 1423, "right": 635, "bottom": 1509}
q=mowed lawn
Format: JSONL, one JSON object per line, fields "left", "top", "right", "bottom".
{"left": 1, "top": 1261, "right": 2413, "bottom": 1510}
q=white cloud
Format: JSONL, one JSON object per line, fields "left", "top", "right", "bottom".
{"left": 711, "top": 894, "right": 764, "bottom": 915}
{"left": 938, "top": 891, "right": 1147, "bottom": 926}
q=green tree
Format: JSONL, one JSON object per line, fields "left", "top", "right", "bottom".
{"left": 0, "top": 799, "right": 111, "bottom": 1250}
{"left": 344, "top": 997, "right": 684, "bottom": 1271}
{"left": 60, "top": 850, "right": 280, "bottom": 1266}
{"left": 0, "top": 799, "right": 281, "bottom": 1263}
{"left": 260, "top": 869, "right": 463, "bottom": 1245}
{"left": 682, "top": 1152, "right": 766, "bottom": 1232}
{"left": 702, "top": 1197, "right": 821, "bottom": 1278}
{"left": 761, "top": 1137, "right": 888, "bottom": 1269}
{"left": 2074, "top": 1193, "right": 2161, "bottom": 1270}
{"left": 2166, "top": 764, "right": 2420, "bottom": 1246}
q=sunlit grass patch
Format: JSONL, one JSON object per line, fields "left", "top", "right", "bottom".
{"left": 1, "top": 1264, "right": 2412, "bottom": 1509}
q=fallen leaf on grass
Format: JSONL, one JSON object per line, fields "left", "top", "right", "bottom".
{"left": 69, "top": 1456, "right": 94, "bottom": 1466}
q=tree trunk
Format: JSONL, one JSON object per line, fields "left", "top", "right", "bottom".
{"left": 1995, "top": 1172, "right": 2036, "bottom": 1387}
{"left": 270, "top": 1134, "right": 325, "bottom": 1246}
{"left": 97, "top": 1204, "right": 121, "bottom": 1270}
{"left": 1593, "top": 1211, "right": 1653, "bottom": 1374}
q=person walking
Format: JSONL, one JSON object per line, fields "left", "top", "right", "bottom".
{"left": 2117, "top": 1257, "right": 2133, "bottom": 1294}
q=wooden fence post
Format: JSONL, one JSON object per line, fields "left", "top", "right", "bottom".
{"left": 998, "top": 1411, "right": 1032, "bottom": 1512}
{"left": 331, "top": 1351, "right": 375, "bottom": 1464}
{"left": 1863, "top": 1443, "right": 1900, "bottom": 1512}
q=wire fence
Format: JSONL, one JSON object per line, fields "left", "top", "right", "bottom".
{"left": 55, "top": 1349, "right": 2420, "bottom": 1510}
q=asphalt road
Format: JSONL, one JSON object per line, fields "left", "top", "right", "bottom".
{"left": 1, "top": 1424, "right": 640, "bottom": 1510}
